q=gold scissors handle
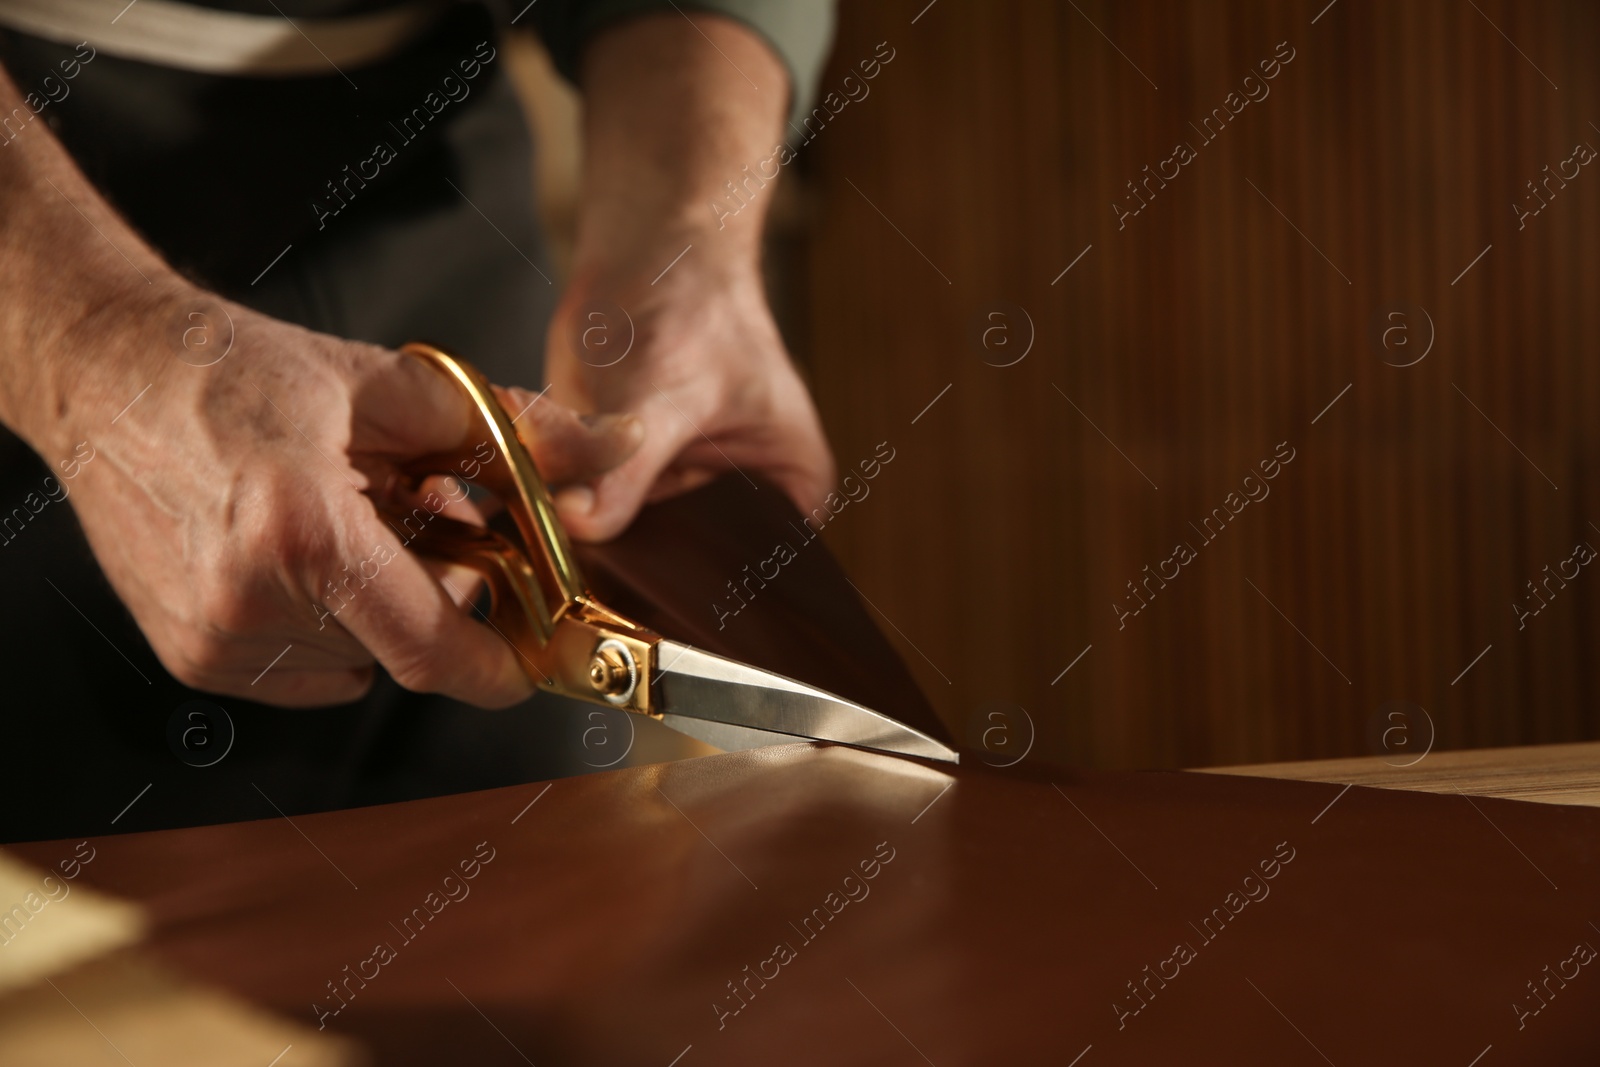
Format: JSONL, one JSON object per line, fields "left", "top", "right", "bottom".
{"left": 389, "top": 342, "right": 661, "bottom": 713}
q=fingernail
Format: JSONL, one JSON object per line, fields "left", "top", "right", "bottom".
{"left": 556, "top": 485, "right": 595, "bottom": 516}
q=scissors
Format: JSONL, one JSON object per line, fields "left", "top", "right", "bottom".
{"left": 389, "top": 343, "right": 958, "bottom": 765}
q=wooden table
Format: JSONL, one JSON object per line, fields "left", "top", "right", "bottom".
{"left": 1198, "top": 740, "right": 1600, "bottom": 808}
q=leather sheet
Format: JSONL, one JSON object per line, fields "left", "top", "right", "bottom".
{"left": 571, "top": 476, "right": 949, "bottom": 746}
{"left": 12, "top": 746, "right": 1600, "bottom": 1064}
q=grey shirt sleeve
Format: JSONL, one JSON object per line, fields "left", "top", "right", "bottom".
{"left": 522, "top": 0, "right": 836, "bottom": 127}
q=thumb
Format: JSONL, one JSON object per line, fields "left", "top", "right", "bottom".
{"left": 556, "top": 396, "right": 699, "bottom": 542}
{"left": 348, "top": 346, "right": 478, "bottom": 457}
{"left": 494, "top": 385, "right": 644, "bottom": 486}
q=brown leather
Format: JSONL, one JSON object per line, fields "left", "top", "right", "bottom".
{"left": 572, "top": 475, "right": 950, "bottom": 746}
{"left": 13, "top": 748, "right": 1600, "bottom": 1064}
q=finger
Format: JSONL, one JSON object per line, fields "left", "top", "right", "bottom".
{"left": 170, "top": 631, "right": 376, "bottom": 706}
{"left": 684, "top": 385, "right": 835, "bottom": 518}
{"left": 333, "top": 512, "right": 535, "bottom": 708}
{"left": 422, "top": 559, "right": 491, "bottom": 610}
{"left": 224, "top": 666, "right": 377, "bottom": 709}
{"left": 634, "top": 407, "right": 834, "bottom": 511}
{"left": 558, "top": 397, "right": 700, "bottom": 541}
{"left": 347, "top": 346, "right": 478, "bottom": 457}
{"left": 642, "top": 464, "right": 720, "bottom": 503}
{"left": 749, "top": 416, "right": 836, "bottom": 518}
{"left": 496, "top": 385, "right": 644, "bottom": 485}
{"left": 386, "top": 472, "right": 487, "bottom": 526}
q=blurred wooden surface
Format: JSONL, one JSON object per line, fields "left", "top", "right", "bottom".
{"left": 1199, "top": 740, "right": 1600, "bottom": 807}
{"left": 798, "top": 0, "right": 1600, "bottom": 768}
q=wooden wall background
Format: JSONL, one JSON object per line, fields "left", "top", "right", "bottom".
{"left": 793, "top": 0, "right": 1600, "bottom": 768}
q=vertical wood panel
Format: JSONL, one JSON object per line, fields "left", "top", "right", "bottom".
{"left": 799, "top": 0, "right": 1600, "bottom": 768}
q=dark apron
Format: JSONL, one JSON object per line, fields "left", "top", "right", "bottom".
{"left": 0, "top": 5, "right": 592, "bottom": 842}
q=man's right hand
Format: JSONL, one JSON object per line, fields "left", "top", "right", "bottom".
{"left": 48, "top": 289, "right": 640, "bottom": 708}
{"left": 0, "top": 59, "right": 647, "bottom": 709}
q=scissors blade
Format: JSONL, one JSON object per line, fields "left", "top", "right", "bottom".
{"left": 652, "top": 640, "right": 959, "bottom": 764}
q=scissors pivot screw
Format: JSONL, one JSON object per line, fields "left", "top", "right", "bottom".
{"left": 388, "top": 343, "right": 956, "bottom": 762}
{"left": 588, "top": 639, "right": 639, "bottom": 706}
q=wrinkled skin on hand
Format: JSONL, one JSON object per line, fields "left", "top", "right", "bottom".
{"left": 66, "top": 293, "right": 640, "bottom": 708}
{"left": 545, "top": 252, "right": 835, "bottom": 543}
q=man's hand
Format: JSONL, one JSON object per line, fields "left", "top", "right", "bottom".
{"left": 54, "top": 293, "right": 641, "bottom": 707}
{"left": 546, "top": 243, "right": 833, "bottom": 541}
{"left": 544, "top": 13, "right": 837, "bottom": 542}
{"left": 0, "top": 58, "right": 641, "bottom": 709}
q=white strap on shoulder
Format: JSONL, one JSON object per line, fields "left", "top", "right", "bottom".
{"left": 0, "top": 0, "right": 447, "bottom": 76}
